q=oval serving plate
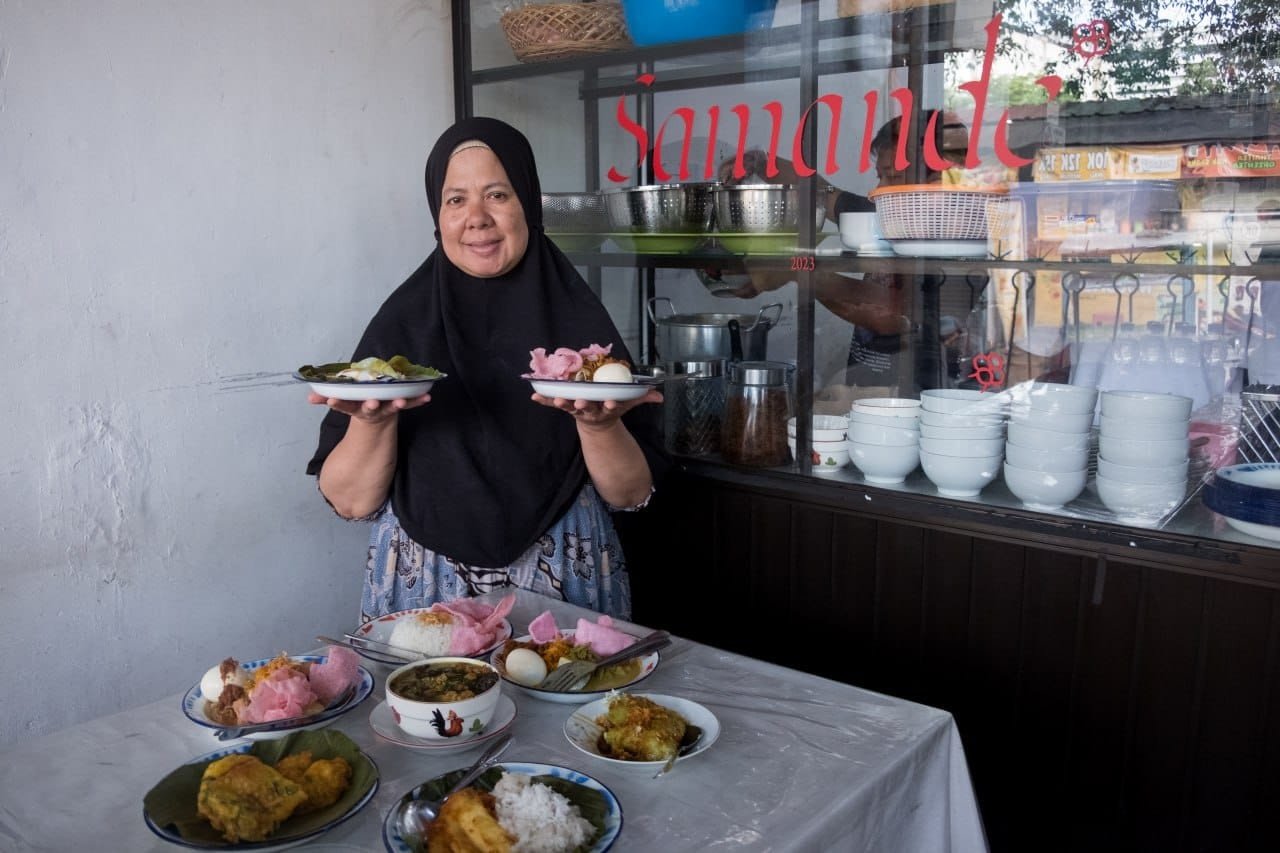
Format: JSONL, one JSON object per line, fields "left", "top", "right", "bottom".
{"left": 565, "top": 693, "right": 721, "bottom": 776}
{"left": 181, "top": 655, "right": 374, "bottom": 740}
{"left": 143, "top": 730, "right": 379, "bottom": 852}
{"left": 295, "top": 374, "right": 443, "bottom": 402}
{"left": 348, "top": 609, "right": 514, "bottom": 666}
{"left": 381, "top": 761, "right": 621, "bottom": 853}
{"left": 368, "top": 695, "right": 517, "bottom": 753}
{"left": 524, "top": 375, "right": 660, "bottom": 403}
{"left": 490, "top": 629, "right": 660, "bottom": 705}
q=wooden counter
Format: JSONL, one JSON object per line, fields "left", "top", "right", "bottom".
{"left": 621, "top": 464, "right": 1280, "bottom": 852}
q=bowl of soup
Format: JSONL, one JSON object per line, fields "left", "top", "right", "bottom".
{"left": 385, "top": 657, "right": 502, "bottom": 740}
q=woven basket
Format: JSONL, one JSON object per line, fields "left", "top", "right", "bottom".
{"left": 867, "top": 184, "right": 1007, "bottom": 240}
{"left": 500, "top": 2, "right": 632, "bottom": 63}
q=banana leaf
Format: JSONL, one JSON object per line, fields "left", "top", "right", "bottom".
{"left": 297, "top": 357, "right": 441, "bottom": 382}
{"left": 142, "top": 729, "right": 376, "bottom": 847}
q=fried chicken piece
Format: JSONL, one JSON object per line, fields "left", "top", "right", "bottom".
{"left": 597, "top": 694, "right": 687, "bottom": 762}
{"left": 274, "top": 751, "right": 353, "bottom": 815}
{"left": 196, "top": 753, "right": 310, "bottom": 843}
{"left": 427, "top": 787, "right": 514, "bottom": 853}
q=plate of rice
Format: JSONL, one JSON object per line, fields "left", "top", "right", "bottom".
{"left": 381, "top": 762, "right": 621, "bottom": 853}
{"left": 349, "top": 596, "right": 515, "bottom": 666}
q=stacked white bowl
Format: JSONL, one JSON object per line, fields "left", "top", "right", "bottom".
{"left": 788, "top": 415, "right": 850, "bottom": 474}
{"left": 918, "top": 389, "right": 1008, "bottom": 497}
{"left": 846, "top": 398, "right": 921, "bottom": 484}
{"left": 1003, "top": 382, "right": 1098, "bottom": 511}
{"left": 1095, "top": 390, "right": 1193, "bottom": 522}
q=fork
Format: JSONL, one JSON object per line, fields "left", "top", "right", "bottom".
{"left": 535, "top": 630, "right": 670, "bottom": 692}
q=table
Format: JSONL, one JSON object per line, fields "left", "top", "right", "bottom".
{"left": 0, "top": 590, "right": 988, "bottom": 852}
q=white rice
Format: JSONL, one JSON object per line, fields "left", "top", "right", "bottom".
{"left": 387, "top": 612, "right": 453, "bottom": 657}
{"left": 493, "top": 772, "right": 594, "bottom": 853}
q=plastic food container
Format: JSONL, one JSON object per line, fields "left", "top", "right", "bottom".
{"left": 1009, "top": 180, "right": 1180, "bottom": 241}
{"left": 621, "top": 0, "right": 778, "bottom": 46}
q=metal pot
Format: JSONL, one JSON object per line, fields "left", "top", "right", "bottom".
{"left": 647, "top": 297, "right": 783, "bottom": 362}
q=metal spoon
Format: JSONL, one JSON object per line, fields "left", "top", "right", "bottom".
{"left": 396, "top": 732, "right": 513, "bottom": 844}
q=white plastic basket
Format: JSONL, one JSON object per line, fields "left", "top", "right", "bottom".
{"left": 868, "top": 185, "right": 1007, "bottom": 240}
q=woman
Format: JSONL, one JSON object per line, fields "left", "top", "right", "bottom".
{"left": 307, "top": 117, "right": 664, "bottom": 622}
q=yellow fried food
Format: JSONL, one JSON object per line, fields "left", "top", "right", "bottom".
{"left": 273, "top": 751, "right": 353, "bottom": 815}
{"left": 427, "top": 787, "right": 514, "bottom": 853}
{"left": 597, "top": 694, "right": 687, "bottom": 762}
{"left": 196, "top": 754, "right": 309, "bottom": 842}
{"left": 536, "top": 637, "right": 578, "bottom": 670}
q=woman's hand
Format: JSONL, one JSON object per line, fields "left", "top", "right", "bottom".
{"left": 530, "top": 389, "right": 663, "bottom": 432}
{"left": 307, "top": 392, "right": 431, "bottom": 423}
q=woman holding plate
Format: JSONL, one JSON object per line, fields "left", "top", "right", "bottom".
{"left": 307, "top": 117, "right": 664, "bottom": 622}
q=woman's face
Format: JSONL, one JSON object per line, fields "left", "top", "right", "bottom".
{"left": 438, "top": 146, "right": 529, "bottom": 278}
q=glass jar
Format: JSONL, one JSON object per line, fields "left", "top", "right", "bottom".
{"left": 721, "top": 360, "right": 793, "bottom": 467}
{"left": 664, "top": 359, "right": 727, "bottom": 456}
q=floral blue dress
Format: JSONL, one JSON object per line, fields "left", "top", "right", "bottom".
{"left": 353, "top": 483, "right": 636, "bottom": 624}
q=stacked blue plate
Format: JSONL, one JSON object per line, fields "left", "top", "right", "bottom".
{"left": 1201, "top": 462, "right": 1280, "bottom": 542}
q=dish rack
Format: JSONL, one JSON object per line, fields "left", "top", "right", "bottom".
{"left": 867, "top": 184, "right": 1008, "bottom": 241}
{"left": 500, "top": 2, "right": 632, "bottom": 63}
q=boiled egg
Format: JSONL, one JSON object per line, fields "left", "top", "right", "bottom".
{"left": 199, "top": 661, "right": 248, "bottom": 701}
{"left": 504, "top": 647, "right": 548, "bottom": 686}
{"left": 591, "top": 362, "right": 634, "bottom": 384}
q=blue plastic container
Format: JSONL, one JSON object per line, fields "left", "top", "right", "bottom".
{"left": 621, "top": 0, "right": 779, "bottom": 46}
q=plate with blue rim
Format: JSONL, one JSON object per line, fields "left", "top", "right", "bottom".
{"left": 181, "top": 654, "right": 374, "bottom": 740}
{"left": 1202, "top": 462, "right": 1280, "bottom": 541}
{"left": 142, "top": 729, "right": 379, "bottom": 852}
{"left": 381, "top": 762, "right": 621, "bottom": 853}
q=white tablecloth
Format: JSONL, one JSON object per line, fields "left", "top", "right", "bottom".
{"left": 0, "top": 589, "right": 987, "bottom": 852}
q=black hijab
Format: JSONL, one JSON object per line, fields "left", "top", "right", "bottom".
{"left": 308, "top": 117, "right": 664, "bottom": 567}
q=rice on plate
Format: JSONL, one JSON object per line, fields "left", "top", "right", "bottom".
{"left": 388, "top": 611, "right": 454, "bottom": 657}
{"left": 493, "top": 772, "right": 594, "bottom": 852}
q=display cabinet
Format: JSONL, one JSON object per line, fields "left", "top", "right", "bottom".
{"left": 452, "top": 0, "right": 1280, "bottom": 560}
{"left": 452, "top": 2, "right": 1280, "bottom": 847}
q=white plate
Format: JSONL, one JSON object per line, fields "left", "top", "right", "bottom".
{"left": 1223, "top": 515, "right": 1280, "bottom": 543}
{"left": 296, "top": 374, "right": 443, "bottom": 402}
{"left": 856, "top": 239, "right": 895, "bottom": 256}
{"left": 381, "top": 762, "right": 621, "bottom": 853}
{"left": 525, "top": 375, "right": 658, "bottom": 402}
{"left": 143, "top": 739, "right": 379, "bottom": 852}
{"left": 348, "top": 609, "right": 513, "bottom": 665}
{"left": 181, "top": 655, "right": 374, "bottom": 740}
{"left": 369, "top": 695, "right": 517, "bottom": 752}
{"left": 889, "top": 239, "right": 989, "bottom": 258}
{"left": 491, "top": 630, "right": 661, "bottom": 704}
{"left": 564, "top": 693, "right": 721, "bottom": 776}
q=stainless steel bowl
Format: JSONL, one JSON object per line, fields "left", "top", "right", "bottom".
{"left": 541, "top": 191, "right": 605, "bottom": 232}
{"left": 604, "top": 183, "right": 718, "bottom": 233}
{"left": 714, "top": 184, "right": 826, "bottom": 233}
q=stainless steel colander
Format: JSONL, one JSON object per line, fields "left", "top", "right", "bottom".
{"left": 541, "top": 191, "right": 605, "bottom": 232}
{"left": 714, "top": 184, "right": 826, "bottom": 233}
{"left": 603, "top": 183, "right": 718, "bottom": 233}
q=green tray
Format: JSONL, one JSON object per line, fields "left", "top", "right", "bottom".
{"left": 715, "top": 233, "right": 800, "bottom": 254}
{"left": 547, "top": 232, "right": 607, "bottom": 252}
{"left": 609, "top": 233, "right": 709, "bottom": 253}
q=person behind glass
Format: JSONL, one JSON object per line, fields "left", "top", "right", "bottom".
{"left": 307, "top": 117, "right": 665, "bottom": 623}
{"left": 719, "top": 116, "right": 959, "bottom": 394}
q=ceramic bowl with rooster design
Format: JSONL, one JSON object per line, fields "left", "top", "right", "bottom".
{"left": 385, "top": 657, "right": 502, "bottom": 740}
